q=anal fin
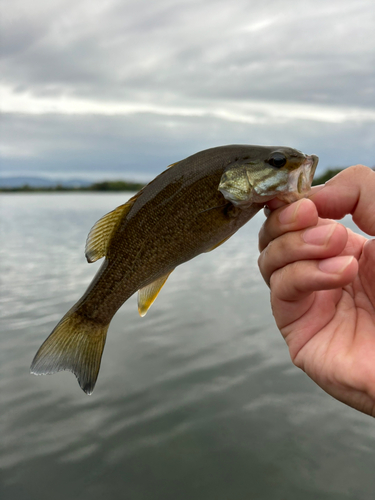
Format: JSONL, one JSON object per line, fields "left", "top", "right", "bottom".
{"left": 137, "top": 271, "right": 174, "bottom": 317}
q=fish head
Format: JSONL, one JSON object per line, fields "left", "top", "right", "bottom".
{"left": 218, "top": 146, "right": 318, "bottom": 207}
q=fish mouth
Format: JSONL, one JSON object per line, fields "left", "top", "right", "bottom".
{"left": 279, "top": 154, "right": 319, "bottom": 203}
{"left": 303, "top": 154, "right": 318, "bottom": 189}
{"left": 218, "top": 153, "right": 319, "bottom": 207}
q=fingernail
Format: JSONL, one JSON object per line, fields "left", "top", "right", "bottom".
{"left": 264, "top": 206, "right": 271, "bottom": 217}
{"left": 318, "top": 256, "right": 354, "bottom": 274}
{"left": 278, "top": 201, "right": 300, "bottom": 225}
{"left": 303, "top": 224, "right": 335, "bottom": 245}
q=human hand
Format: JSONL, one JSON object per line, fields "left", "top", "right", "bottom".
{"left": 258, "top": 165, "right": 375, "bottom": 416}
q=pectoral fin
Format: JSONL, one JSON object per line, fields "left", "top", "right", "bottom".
{"left": 85, "top": 197, "right": 137, "bottom": 263}
{"left": 138, "top": 271, "right": 174, "bottom": 317}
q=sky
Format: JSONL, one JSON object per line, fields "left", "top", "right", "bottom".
{"left": 1, "top": 0, "right": 375, "bottom": 181}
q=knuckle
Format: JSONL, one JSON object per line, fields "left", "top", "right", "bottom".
{"left": 269, "top": 266, "right": 290, "bottom": 298}
{"left": 334, "top": 164, "right": 372, "bottom": 181}
{"left": 258, "top": 225, "right": 267, "bottom": 252}
{"left": 348, "top": 164, "right": 373, "bottom": 180}
{"left": 258, "top": 250, "right": 270, "bottom": 286}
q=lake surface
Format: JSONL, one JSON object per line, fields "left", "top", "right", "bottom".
{"left": 1, "top": 193, "right": 375, "bottom": 500}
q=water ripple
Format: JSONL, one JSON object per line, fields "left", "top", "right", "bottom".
{"left": 2, "top": 194, "right": 375, "bottom": 500}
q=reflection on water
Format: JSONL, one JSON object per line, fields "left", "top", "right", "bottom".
{"left": 1, "top": 193, "right": 375, "bottom": 500}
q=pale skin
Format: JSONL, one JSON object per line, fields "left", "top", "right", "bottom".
{"left": 258, "top": 165, "right": 375, "bottom": 417}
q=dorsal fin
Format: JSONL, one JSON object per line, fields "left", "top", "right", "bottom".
{"left": 166, "top": 161, "right": 179, "bottom": 168}
{"left": 85, "top": 198, "right": 136, "bottom": 263}
{"left": 137, "top": 270, "right": 174, "bottom": 317}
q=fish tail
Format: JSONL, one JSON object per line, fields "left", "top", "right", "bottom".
{"left": 30, "top": 311, "right": 108, "bottom": 395}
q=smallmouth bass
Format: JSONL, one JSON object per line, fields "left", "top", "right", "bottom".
{"left": 31, "top": 145, "right": 318, "bottom": 394}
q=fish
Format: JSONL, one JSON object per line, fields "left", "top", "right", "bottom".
{"left": 30, "top": 144, "right": 318, "bottom": 394}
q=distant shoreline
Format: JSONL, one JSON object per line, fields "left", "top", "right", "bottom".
{"left": 1, "top": 168, "right": 345, "bottom": 193}
{"left": 0, "top": 180, "right": 145, "bottom": 193}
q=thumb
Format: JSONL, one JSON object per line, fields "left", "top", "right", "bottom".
{"left": 310, "top": 165, "right": 375, "bottom": 236}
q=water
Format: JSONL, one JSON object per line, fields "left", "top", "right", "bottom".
{"left": 1, "top": 193, "right": 375, "bottom": 500}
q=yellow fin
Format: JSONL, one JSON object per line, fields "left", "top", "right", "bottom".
{"left": 85, "top": 198, "right": 135, "bottom": 263}
{"left": 205, "top": 234, "right": 232, "bottom": 252}
{"left": 138, "top": 271, "right": 174, "bottom": 317}
{"left": 30, "top": 310, "right": 108, "bottom": 395}
{"left": 166, "top": 161, "right": 179, "bottom": 168}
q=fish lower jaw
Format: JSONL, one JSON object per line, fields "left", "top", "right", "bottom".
{"left": 221, "top": 191, "right": 284, "bottom": 208}
{"left": 276, "top": 191, "right": 305, "bottom": 204}
{"left": 277, "top": 156, "right": 318, "bottom": 203}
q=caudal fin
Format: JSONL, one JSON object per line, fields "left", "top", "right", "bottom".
{"left": 30, "top": 311, "right": 108, "bottom": 394}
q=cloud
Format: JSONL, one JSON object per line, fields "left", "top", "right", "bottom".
{"left": 1, "top": 0, "right": 374, "bottom": 179}
{"left": 3, "top": 84, "right": 375, "bottom": 124}
{"left": 2, "top": 111, "right": 374, "bottom": 181}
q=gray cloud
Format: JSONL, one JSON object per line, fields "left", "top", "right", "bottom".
{"left": 1, "top": 0, "right": 374, "bottom": 179}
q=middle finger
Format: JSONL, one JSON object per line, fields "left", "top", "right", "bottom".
{"left": 258, "top": 222, "right": 349, "bottom": 286}
{"left": 259, "top": 198, "right": 319, "bottom": 252}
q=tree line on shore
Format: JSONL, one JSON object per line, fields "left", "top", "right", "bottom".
{"left": 0, "top": 180, "right": 145, "bottom": 193}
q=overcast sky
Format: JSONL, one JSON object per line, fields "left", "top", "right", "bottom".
{"left": 1, "top": 0, "right": 374, "bottom": 181}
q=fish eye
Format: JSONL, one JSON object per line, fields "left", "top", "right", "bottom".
{"left": 268, "top": 153, "right": 287, "bottom": 168}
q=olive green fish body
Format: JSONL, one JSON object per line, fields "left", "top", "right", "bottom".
{"left": 79, "top": 148, "right": 264, "bottom": 322}
{"left": 31, "top": 145, "right": 318, "bottom": 394}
